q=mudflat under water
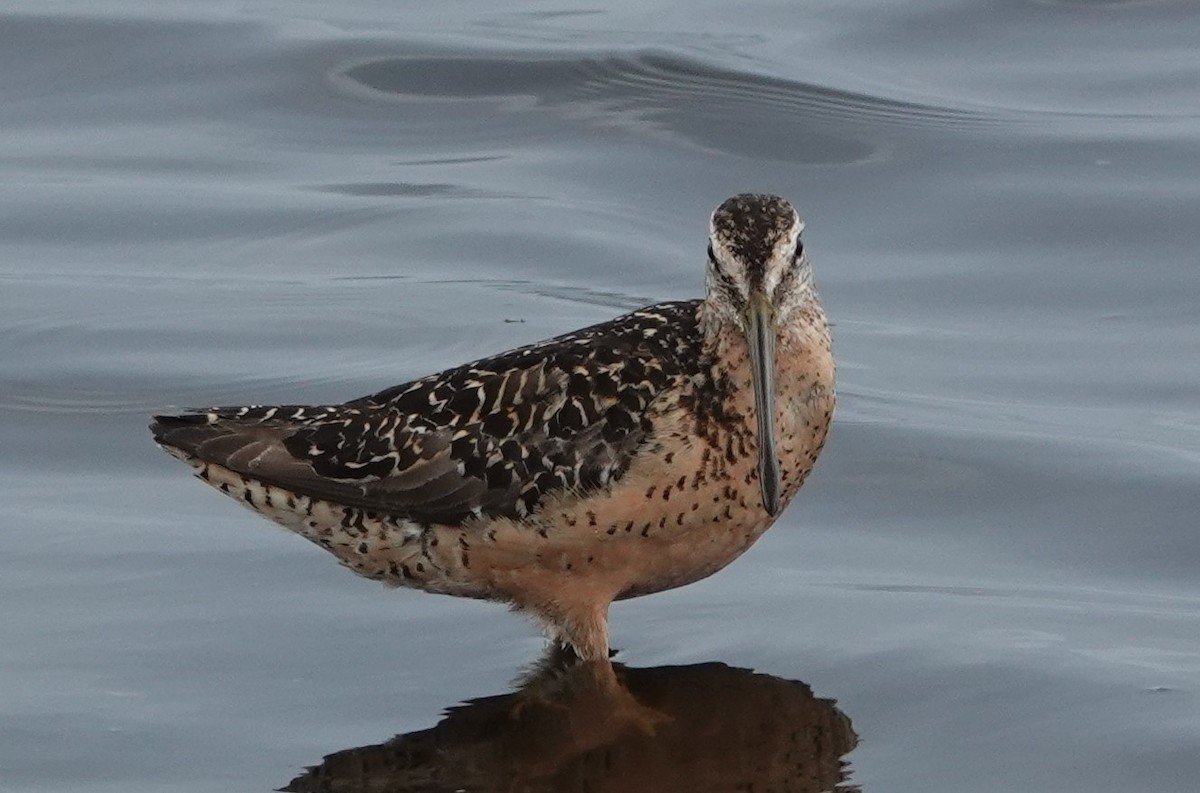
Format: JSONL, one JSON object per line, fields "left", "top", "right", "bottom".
{"left": 2, "top": 2, "right": 1198, "bottom": 791}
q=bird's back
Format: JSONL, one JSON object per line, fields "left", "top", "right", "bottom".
{"left": 152, "top": 300, "right": 707, "bottom": 532}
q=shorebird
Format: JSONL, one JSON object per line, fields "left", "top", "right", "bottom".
{"left": 151, "top": 193, "right": 835, "bottom": 661}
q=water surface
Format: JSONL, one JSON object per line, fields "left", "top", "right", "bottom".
{"left": 2, "top": 2, "right": 1198, "bottom": 791}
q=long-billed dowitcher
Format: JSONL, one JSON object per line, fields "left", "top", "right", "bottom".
{"left": 151, "top": 193, "right": 835, "bottom": 660}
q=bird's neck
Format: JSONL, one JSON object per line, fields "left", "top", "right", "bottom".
{"left": 697, "top": 289, "right": 824, "bottom": 354}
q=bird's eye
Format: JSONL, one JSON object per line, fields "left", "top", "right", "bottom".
{"left": 793, "top": 238, "right": 804, "bottom": 260}
{"left": 706, "top": 242, "right": 740, "bottom": 294}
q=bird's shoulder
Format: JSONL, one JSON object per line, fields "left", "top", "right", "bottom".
{"left": 357, "top": 299, "right": 705, "bottom": 422}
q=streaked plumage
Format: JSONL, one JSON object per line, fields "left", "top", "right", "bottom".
{"left": 152, "top": 193, "right": 835, "bottom": 660}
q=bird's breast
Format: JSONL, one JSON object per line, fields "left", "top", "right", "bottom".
{"left": 430, "top": 309, "right": 834, "bottom": 605}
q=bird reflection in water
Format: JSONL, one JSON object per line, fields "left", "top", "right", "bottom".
{"left": 283, "top": 652, "right": 858, "bottom": 793}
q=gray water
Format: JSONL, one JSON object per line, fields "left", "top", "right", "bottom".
{"left": 2, "top": 1, "right": 1199, "bottom": 791}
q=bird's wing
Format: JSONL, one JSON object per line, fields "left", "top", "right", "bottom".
{"left": 152, "top": 301, "right": 703, "bottom": 526}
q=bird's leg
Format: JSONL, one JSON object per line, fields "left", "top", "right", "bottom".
{"left": 563, "top": 603, "right": 611, "bottom": 662}
{"left": 539, "top": 600, "right": 611, "bottom": 662}
{"left": 508, "top": 628, "right": 608, "bottom": 721}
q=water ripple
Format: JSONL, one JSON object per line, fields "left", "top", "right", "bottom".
{"left": 331, "top": 47, "right": 1200, "bottom": 154}
{"left": 332, "top": 49, "right": 1005, "bottom": 164}
{"left": 307, "top": 181, "right": 514, "bottom": 199}
{"left": 0, "top": 273, "right": 647, "bottom": 416}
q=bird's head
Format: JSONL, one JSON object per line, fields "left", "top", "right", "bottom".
{"left": 704, "top": 193, "right": 813, "bottom": 517}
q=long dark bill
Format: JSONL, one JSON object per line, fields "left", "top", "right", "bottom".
{"left": 744, "top": 291, "right": 782, "bottom": 516}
